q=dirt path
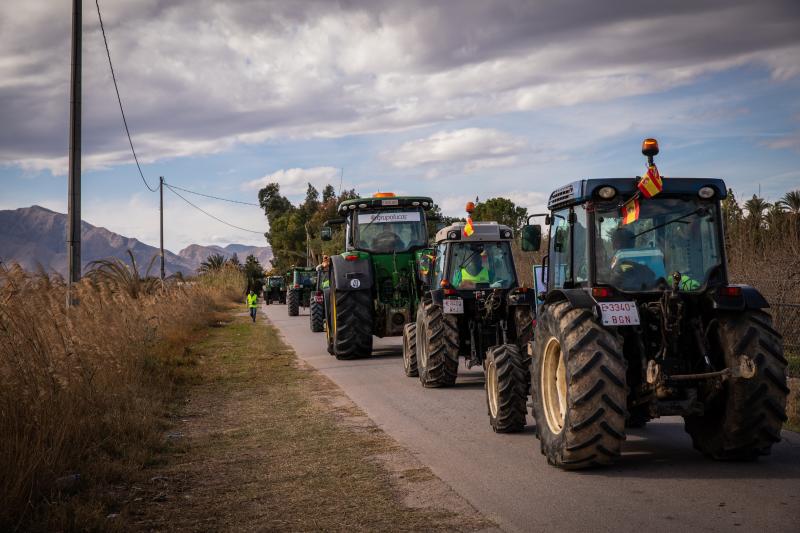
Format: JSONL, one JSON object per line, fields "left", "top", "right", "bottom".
{"left": 123, "top": 311, "right": 492, "bottom": 532}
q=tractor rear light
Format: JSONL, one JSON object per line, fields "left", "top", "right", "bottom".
{"left": 443, "top": 288, "right": 457, "bottom": 296}
{"left": 344, "top": 254, "right": 359, "bottom": 261}
{"left": 592, "top": 287, "right": 612, "bottom": 298}
{"left": 294, "top": 284, "right": 301, "bottom": 289}
{"left": 597, "top": 186, "right": 616, "bottom": 200}
{"left": 720, "top": 286, "right": 742, "bottom": 297}
{"left": 698, "top": 186, "right": 715, "bottom": 199}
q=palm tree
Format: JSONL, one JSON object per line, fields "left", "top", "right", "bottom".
{"left": 87, "top": 250, "right": 159, "bottom": 298}
{"left": 199, "top": 253, "right": 227, "bottom": 273}
{"left": 779, "top": 190, "right": 800, "bottom": 215}
{"left": 744, "top": 195, "right": 771, "bottom": 228}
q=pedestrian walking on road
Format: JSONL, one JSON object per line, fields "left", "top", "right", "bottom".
{"left": 247, "top": 289, "right": 258, "bottom": 322}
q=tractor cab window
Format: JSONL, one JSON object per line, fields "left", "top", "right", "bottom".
{"left": 594, "top": 197, "right": 722, "bottom": 292}
{"left": 449, "top": 242, "right": 516, "bottom": 290}
{"left": 268, "top": 277, "right": 283, "bottom": 288}
{"left": 293, "top": 271, "right": 314, "bottom": 287}
{"left": 549, "top": 209, "right": 570, "bottom": 289}
{"left": 354, "top": 208, "right": 427, "bottom": 253}
{"left": 433, "top": 243, "right": 447, "bottom": 288}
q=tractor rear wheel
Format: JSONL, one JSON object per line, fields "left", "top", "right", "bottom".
{"left": 287, "top": 289, "right": 300, "bottom": 316}
{"left": 402, "top": 323, "right": 418, "bottom": 377}
{"left": 485, "top": 344, "right": 528, "bottom": 432}
{"left": 530, "top": 301, "right": 627, "bottom": 469}
{"left": 310, "top": 298, "right": 324, "bottom": 332}
{"left": 417, "top": 301, "right": 459, "bottom": 387}
{"left": 684, "top": 310, "right": 788, "bottom": 460}
{"left": 332, "top": 287, "right": 373, "bottom": 359}
{"left": 514, "top": 305, "right": 534, "bottom": 395}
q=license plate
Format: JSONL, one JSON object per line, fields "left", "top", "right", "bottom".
{"left": 443, "top": 298, "right": 464, "bottom": 314}
{"left": 313, "top": 294, "right": 324, "bottom": 303}
{"left": 599, "top": 301, "right": 640, "bottom": 326}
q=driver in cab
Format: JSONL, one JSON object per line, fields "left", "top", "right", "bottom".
{"left": 453, "top": 253, "right": 490, "bottom": 289}
{"left": 370, "top": 222, "right": 405, "bottom": 252}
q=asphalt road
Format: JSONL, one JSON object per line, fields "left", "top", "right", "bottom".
{"left": 263, "top": 304, "right": 800, "bottom": 533}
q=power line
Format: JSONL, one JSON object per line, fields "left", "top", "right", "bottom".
{"left": 95, "top": 0, "right": 158, "bottom": 192}
{"left": 164, "top": 184, "right": 264, "bottom": 234}
{"left": 164, "top": 182, "right": 260, "bottom": 206}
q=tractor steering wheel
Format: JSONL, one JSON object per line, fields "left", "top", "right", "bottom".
{"left": 611, "top": 260, "right": 656, "bottom": 291}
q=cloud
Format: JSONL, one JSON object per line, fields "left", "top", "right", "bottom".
{"left": 243, "top": 166, "right": 340, "bottom": 195}
{"left": 1, "top": 1, "right": 799, "bottom": 173}
{"left": 385, "top": 128, "right": 527, "bottom": 171}
{"left": 761, "top": 132, "right": 800, "bottom": 152}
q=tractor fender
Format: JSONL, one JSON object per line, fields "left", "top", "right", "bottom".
{"left": 330, "top": 254, "right": 374, "bottom": 291}
{"left": 711, "top": 284, "right": 769, "bottom": 311}
{"left": 543, "top": 288, "right": 596, "bottom": 310}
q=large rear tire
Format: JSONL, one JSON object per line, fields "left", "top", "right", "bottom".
{"left": 514, "top": 305, "right": 534, "bottom": 395}
{"left": 531, "top": 301, "right": 627, "bottom": 469}
{"left": 485, "top": 344, "right": 528, "bottom": 432}
{"left": 417, "top": 301, "right": 459, "bottom": 387}
{"left": 402, "top": 323, "right": 418, "bottom": 377}
{"left": 310, "top": 298, "right": 324, "bottom": 332}
{"left": 287, "top": 289, "right": 300, "bottom": 316}
{"left": 332, "top": 287, "right": 373, "bottom": 360}
{"left": 684, "top": 310, "right": 788, "bottom": 460}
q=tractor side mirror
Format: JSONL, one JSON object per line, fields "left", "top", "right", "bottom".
{"left": 521, "top": 224, "right": 542, "bottom": 252}
{"left": 320, "top": 226, "right": 333, "bottom": 241}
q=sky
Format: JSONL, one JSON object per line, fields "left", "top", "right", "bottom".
{"left": 1, "top": 0, "right": 799, "bottom": 251}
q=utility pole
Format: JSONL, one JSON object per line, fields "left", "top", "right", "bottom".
{"left": 160, "top": 176, "right": 165, "bottom": 281}
{"left": 67, "top": 0, "right": 82, "bottom": 306}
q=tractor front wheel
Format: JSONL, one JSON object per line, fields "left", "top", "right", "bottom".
{"left": 684, "top": 310, "right": 788, "bottom": 460}
{"left": 287, "top": 289, "right": 300, "bottom": 316}
{"left": 402, "top": 323, "right": 418, "bottom": 377}
{"left": 485, "top": 344, "right": 528, "bottom": 432}
{"left": 332, "top": 287, "right": 373, "bottom": 359}
{"left": 417, "top": 301, "right": 459, "bottom": 387}
{"left": 530, "top": 301, "right": 627, "bottom": 469}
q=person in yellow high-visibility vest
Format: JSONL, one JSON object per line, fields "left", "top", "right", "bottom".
{"left": 454, "top": 253, "right": 490, "bottom": 289}
{"left": 246, "top": 289, "right": 258, "bottom": 322}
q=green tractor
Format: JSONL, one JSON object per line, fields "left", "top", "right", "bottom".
{"left": 263, "top": 276, "right": 286, "bottom": 305}
{"left": 411, "top": 210, "right": 535, "bottom": 433}
{"left": 320, "top": 192, "right": 437, "bottom": 359}
{"left": 286, "top": 266, "right": 316, "bottom": 317}
{"left": 521, "top": 139, "right": 788, "bottom": 469}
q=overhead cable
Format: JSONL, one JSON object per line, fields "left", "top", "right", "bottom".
{"left": 165, "top": 184, "right": 264, "bottom": 234}
{"left": 95, "top": 0, "right": 158, "bottom": 192}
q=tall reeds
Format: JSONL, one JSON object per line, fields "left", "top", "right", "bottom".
{"left": 0, "top": 262, "right": 244, "bottom": 529}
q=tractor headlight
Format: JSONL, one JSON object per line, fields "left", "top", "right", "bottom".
{"left": 698, "top": 186, "right": 715, "bottom": 199}
{"left": 597, "top": 186, "right": 616, "bottom": 200}
{"left": 501, "top": 230, "right": 512, "bottom": 239}
{"left": 447, "top": 230, "right": 460, "bottom": 240}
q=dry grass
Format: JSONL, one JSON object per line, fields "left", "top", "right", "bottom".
{"left": 128, "top": 313, "right": 490, "bottom": 532}
{"left": 0, "top": 263, "right": 244, "bottom": 531}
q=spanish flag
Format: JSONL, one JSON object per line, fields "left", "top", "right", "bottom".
{"left": 637, "top": 164, "right": 663, "bottom": 198}
{"left": 621, "top": 197, "right": 640, "bottom": 225}
{"left": 463, "top": 217, "right": 475, "bottom": 237}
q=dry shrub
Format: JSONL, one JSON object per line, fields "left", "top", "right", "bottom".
{"left": 0, "top": 263, "right": 244, "bottom": 530}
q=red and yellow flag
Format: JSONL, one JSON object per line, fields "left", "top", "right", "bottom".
{"left": 463, "top": 217, "right": 475, "bottom": 237}
{"left": 637, "top": 164, "right": 663, "bottom": 198}
{"left": 621, "top": 197, "right": 640, "bottom": 225}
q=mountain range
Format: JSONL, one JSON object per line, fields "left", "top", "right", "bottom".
{"left": 0, "top": 205, "right": 272, "bottom": 276}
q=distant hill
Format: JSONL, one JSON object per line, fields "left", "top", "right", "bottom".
{"left": 0, "top": 205, "right": 271, "bottom": 276}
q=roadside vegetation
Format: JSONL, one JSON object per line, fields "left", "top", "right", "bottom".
{"left": 130, "top": 311, "right": 488, "bottom": 531}
{"left": 0, "top": 260, "right": 244, "bottom": 530}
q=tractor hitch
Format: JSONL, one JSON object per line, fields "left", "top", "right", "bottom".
{"left": 646, "top": 355, "right": 756, "bottom": 386}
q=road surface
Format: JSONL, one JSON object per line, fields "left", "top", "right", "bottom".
{"left": 264, "top": 304, "right": 800, "bottom": 533}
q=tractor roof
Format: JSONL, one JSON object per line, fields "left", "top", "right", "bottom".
{"left": 291, "top": 266, "right": 316, "bottom": 273}
{"left": 338, "top": 194, "right": 435, "bottom": 215}
{"left": 548, "top": 178, "right": 727, "bottom": 210}
{"left": 435, "top": 222, "right": 514, "bottom": 243}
